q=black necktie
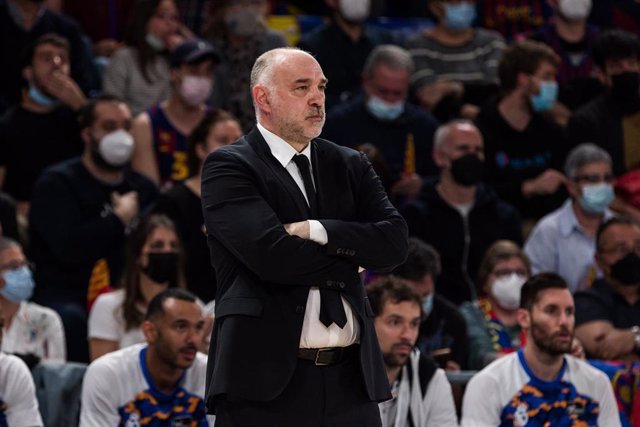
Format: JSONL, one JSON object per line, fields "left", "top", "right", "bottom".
{"left": 292, "top": 154, "right": 347, "bottom": 328}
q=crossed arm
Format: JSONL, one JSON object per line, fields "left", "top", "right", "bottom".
{"left": 201, "top": 149, "right": 408, "bottom": 287}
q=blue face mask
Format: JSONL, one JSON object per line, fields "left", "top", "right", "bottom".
{"left": 579, "top": 183, "right": 614, "bottom": 214}
{"left": 1, "top": 266, "right": 35, "bottom": 304}
{"left": 28, "top": 85, "right": 60, "bottom": 108}
{"left": 530, "top": 80, "right": 558, "bottom": 112}
{"left": 421, "top": 293, "right": 434, "bottom": 318}
{"left": 366, "top": 95, "right": 404, "bottom": 121}
{"left": 443, "top": 2, "right": 476, "bottom": 30}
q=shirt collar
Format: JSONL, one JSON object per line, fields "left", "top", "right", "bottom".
{"left": 558, "top": 199, "right": 615, "bottom": 237}
{"left": 257, "top": 123, "right": 312, "bottom": 167}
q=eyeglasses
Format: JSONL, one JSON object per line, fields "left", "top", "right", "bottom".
{"left": 493, "top": 268, "right": 528, "bottom": 278}
{"left": 574, "top": 174, "right": 614, "bottom": 184}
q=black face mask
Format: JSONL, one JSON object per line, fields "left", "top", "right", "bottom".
{"left": 611, "top": 72, "right": 640, "bottom": 114}
{"left": 450, "top": 153, "right": 484, "bottom": 187}
{"left": 610, "top": 252, "right": 640, "bottom": 286}
{"left": 143, "top": 252, "right": 179, "bottom": 284}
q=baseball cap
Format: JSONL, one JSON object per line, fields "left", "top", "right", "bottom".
{"left": 170, "top": 38, "right": 220, "bottom": 68}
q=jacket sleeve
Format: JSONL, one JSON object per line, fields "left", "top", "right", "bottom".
{"left": 319, "top": 153, "right": 408, "bottom": 272}
{"left": 201, "top": 149, "right": 361, "bottom": 287}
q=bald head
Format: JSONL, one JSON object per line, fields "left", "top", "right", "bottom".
{"left": 251, "top": 48, "right": 318, "bottom": 89}
{"left": 433, "top": 120, "right": 482, "bottom": 153}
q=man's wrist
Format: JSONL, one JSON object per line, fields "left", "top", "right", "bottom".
{"left": 631, "top": 326, "right": 640, "bottom": 353}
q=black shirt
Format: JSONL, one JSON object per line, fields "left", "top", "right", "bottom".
{"left": 29, "top": 158, "right": 158, "bottom": 308}
{"left": 0, "top": 105, "right": 83, "bottom": 202}
{"left": 475, "top": 98, "right": 569, "bottom": 220}
{"left": 574, "top": 279, "right": 640, "bottom": 329}
{"left": 156, "top": 183, "right": 216, "bottom": 303}
{"left": 418, "top": 294, "right": 470, "bottom": 369}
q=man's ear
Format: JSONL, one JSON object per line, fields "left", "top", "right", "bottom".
{"left": 142, "top": 320, "right": 158, "bottom": 344}
{"left": 22, "top": 66, "right": 33, "bottom": 84}
{"left": 80, "top": 127, "right": 91, "bottom": 145}
{"left": 252, "top": 85, "right": 271, "bottom": 114}
{"left": 432, "top": 148, "right": 447, "bottom": 169}
{"left": 517, "top": 307, "right": 530, "bottom": 330}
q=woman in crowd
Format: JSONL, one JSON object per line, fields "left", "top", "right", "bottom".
{"left": 156, "top": 109, "right": 241, "bottom": 303}
{"left": 103, "top": 0, "right": 181, "bottom": 115}
{"left": 87, "top": 214, "right": 186, "bottom": 361}
{"left": 459, "top": 240, "right": 531, "bottom": 370}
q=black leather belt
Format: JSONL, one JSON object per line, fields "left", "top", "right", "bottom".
{"left": 298, "top": 345, "right": 358, "bottom": 366}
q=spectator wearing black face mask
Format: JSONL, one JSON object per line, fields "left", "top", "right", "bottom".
{"left": 575, "top": 218, "right": 640, "bottom": 362}
{"left": 567, "top": 30, "right": 640, "bottom": 178}
{"left": 401, "top": 120, "right": 522, "bottom": 305}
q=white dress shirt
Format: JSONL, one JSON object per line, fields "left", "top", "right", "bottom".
{"left": 257, "top": 123, "right": 359, "bottom": 348}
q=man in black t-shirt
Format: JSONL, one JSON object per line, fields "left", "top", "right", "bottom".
{"left": 0, "top": 33, "right": 86, "bottom": 216}
{"left": 28, "top": 96, "right": 158, "bottom": 362}
{"left": 475, "top": 40, "right": 570, "bottom": 221}
{"left": 575, "top": 218, "right": 640, "bottom": 361}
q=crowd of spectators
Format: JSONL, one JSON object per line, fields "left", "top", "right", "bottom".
{"left": 0, "top": 0, "right": 640, "bottom": 425}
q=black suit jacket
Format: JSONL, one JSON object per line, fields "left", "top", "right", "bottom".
{"left": 202, "top": 128, "right": 408, "bottom": 410}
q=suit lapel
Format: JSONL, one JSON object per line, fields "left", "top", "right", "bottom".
{"left": 246, "top": 129, "right": 311, "bottom": 218}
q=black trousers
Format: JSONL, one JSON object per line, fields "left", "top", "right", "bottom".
{"left": 214, "top": 349, "right": 383, "bottom": 427}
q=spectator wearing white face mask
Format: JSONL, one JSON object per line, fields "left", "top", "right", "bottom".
{"left": 459, "top": 240, "right": 531, "bottom": 369}
{"left": 525, "top": 144, "right": 615, "bottom": 292}
{"left": 131, "top": 38, "right": 220, "bottom": 188}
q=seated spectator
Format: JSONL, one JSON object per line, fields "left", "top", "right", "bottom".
{"left": 80, "top": 288, "right": 212, "bottom": 426}
{"left": 0, "top": 0, "right": 94, "bottom": 114}
{"left": 392, "top": 237, "right": 469, "bottom": 370}
{"left": 156, "top": 110, "right": 241, "bottom": 303}
{"left": 0, "top": 33, "right": 84, "bottom": 216}
{"left": 103, "top": 0, "right": 180, "bottom": 116}
{"left": 401, "top": 120, "right": 522, "bottom": 304}
{"left": 476, "top": 0, "right": 552, "bottom": 40}
{"left": 527, "top": 0, "right": 602, "bottom": 113}
{"left": 322, "top": 44, "right": 439, "bottom": 203}
{"left": 459, "top": 240, "right": 530, "bottom": 369}
{"left": 297, "top": 0, "right": 394, "bottom": 110}
{"left": 525, "top": 143, "right": 615, "bottom": 292}
{"left": 461, "top": 273, "right": 620, "bottom": 427}
{"left": 204, "top": 0, "right": 286, "bottom": 131}
{"left": 88, "top": 214, "right": 185, "bottom": 361}
{"left": 0, "top": 237, "right": 65, "bottom": 367}
{"left": 476, "top": 40, "right": 569, "bottom": 221}
{"left": 368, "top": 276, "right": 458, "bottom": 427}
{"left": 131, "top": 38, "right": 219, "bottom": 188}
{"left": 406, "top": 0, "right": 505, "bottom": 122}
{"left": 566, "top": 30, "right": 640, "bottom": 219}
{"left": 29, "top": 96, "right": 158, "bottom": 362}
{"left": 575, "top": 217, "right": 640, "bottom": 361}
{"left": 0, "top": 304, "right": 43, "bottom": 427}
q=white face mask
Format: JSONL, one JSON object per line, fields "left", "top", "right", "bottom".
{"left": 338, "top": 0, "right": 370, "bottom": 22}
{"left": 558, "top": 0, "right": 592, "bottom": 20}
{"left": 491, "top": 273, "right": 527, "bottom": 310}
{"left": 98, "top": 129, "right": 134, "bottom": 167}
{"left": 179, "top": 76, "right": 212, "bottom": 107}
